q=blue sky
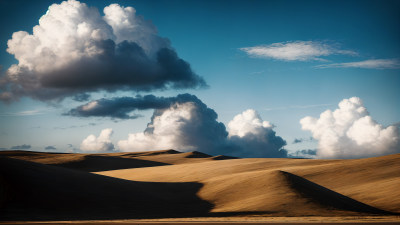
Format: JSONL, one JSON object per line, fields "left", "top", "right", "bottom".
{"left": 0, "top": 0, "right": 399, "bottom": 157}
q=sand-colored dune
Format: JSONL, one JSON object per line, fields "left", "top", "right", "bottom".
{"left": 0, "top": 149, "right": 399, "bottom": 221}
{"left": 96, "top": 152, "right": 400, "bottom": 215}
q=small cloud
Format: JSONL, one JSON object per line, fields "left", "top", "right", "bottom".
{"left": 81, "top": 128, "right": 114, "bottom": 152}
{"left": 11, "top": 144, "right": 31, "bottom": 150}
{"left": 240, "top": 41, "right": 356, "bottom": 61}
{"left": 45, "top": 145, "right": 57, "bottom": 150}
{"left": 66, "top": 144, "right": 79, "bottom": 153}
{"left": 292, "top": 137, "right": 314, "bottom": 144}
{"left": 316, "top": 59, "right": 400, "bottom": 69}
{"left": 227, "top": 109, "right": 287, "bottom": 158}
{"left": 289, "top": 149, "right": 317, "bottom": 158}
{"left": 0, "top": 148, "right": 7, "bottom": 150}
{"left": 293, "top": 138, "right": 302, "bottom": 144}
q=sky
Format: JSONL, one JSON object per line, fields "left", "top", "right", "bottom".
{"left": 0, "top": 0, "right": 399, "bottom": 158}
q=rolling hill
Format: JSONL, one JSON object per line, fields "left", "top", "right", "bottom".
{"left": 0, "top": 150, "right": 398, "bottom": 221}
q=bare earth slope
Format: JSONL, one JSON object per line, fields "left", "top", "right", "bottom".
{"left": 0, "top": 150, "right": 399, "bottom": 221}
{"left": 97, "top": 152, "right": 400, "bottom": 215}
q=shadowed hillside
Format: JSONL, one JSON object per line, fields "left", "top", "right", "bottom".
{"left": 0, "top": 157, "right": 212, "bottom": 221}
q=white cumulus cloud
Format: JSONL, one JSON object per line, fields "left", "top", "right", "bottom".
{"left": 240, "top": 41, "right": 356, "bottom": 61}
{"left": 118, "top": 100, "right": 227, "bottom": 153}
{"left": 300, "top": 97, "right": 400, "bottom": 159}
{"left": 228, "top": 109, "right": 274, "bottom": 137}
{"left": 316, "top": 59, "right": 400, "bottom": 69}
{"left": 80, "top": 128, "right": 114, "bottom": 152}
{"left": 0, "top": 0, "right": 204, "bottom": 102}
{"left": 117, "top": 95, "right": 286, "bottom": 157}
{"left": 227, "top": 109, "right": 287, "bottom": 158}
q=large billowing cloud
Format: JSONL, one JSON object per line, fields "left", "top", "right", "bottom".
{"left": 114, "top": 94, "right": 286, "bottom": 157}
{"left": 0, "top": 0, "right": 205, "bottom": 102}
{"left": 80, "top": 128, "right": 114, "bottom": 152}
{"left": 117, "top": 95, "right": 228, "bottom": 154}
{"left": 240, "top": 41, "right": 355, "bottom": 61}
{"left": 300, "top": 97, "right": 400, "bottom": 159}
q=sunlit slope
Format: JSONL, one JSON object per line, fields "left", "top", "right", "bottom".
{"left": 98, "top": 153, "right": 400, "bottom": 215}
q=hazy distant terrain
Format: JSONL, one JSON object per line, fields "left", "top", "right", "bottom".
{"left": 0, "top": 150, "right": 399, "bottom": 223}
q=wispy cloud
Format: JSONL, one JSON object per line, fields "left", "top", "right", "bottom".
{"left": 0, "top": 108, "right": 55, "bottom": 117}
{"left": 316, "top": 59, "right": 400, "bottom": 69}
{"left": 264, "top": 103, "right": 334, "bottom": 111}
{"left": 240, "top": 41, "right": 356, "bottom": 61}
{"left": 0, "top": 109, "right": 44, "bottom": 116}
{"left": 54, "top": 123, "right": 98, "bottom": 130}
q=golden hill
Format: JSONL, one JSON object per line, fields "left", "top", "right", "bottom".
{"left": 0, "top": 150, "right": 399, "bottom": 221}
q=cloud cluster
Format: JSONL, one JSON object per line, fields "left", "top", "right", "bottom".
{"left": 300, "top": 97, "right": 400, "bottom": 159}
{"left": 80, "top": 128, "right": 114, "bottom": 152}
{"left": 112, "top": 94, "right": 287, "bottom": 157}
{"left": 45, "top": 145, "right": 57, "bottom": 150}
{"left": 0, "top": 0, "right": 205, "bottom": 102}
{"left": 240, "top": 41, "right": 355, "bottom": 61}
{"left": 316, "top": 59, "right": 400, "bottom": 69}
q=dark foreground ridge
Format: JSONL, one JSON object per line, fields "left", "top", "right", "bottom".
{"left": 2, "top": 222, "right": 400, "bottom": 225}
{"left": 0, "top": 157, "right": 212, "bottom": 221}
